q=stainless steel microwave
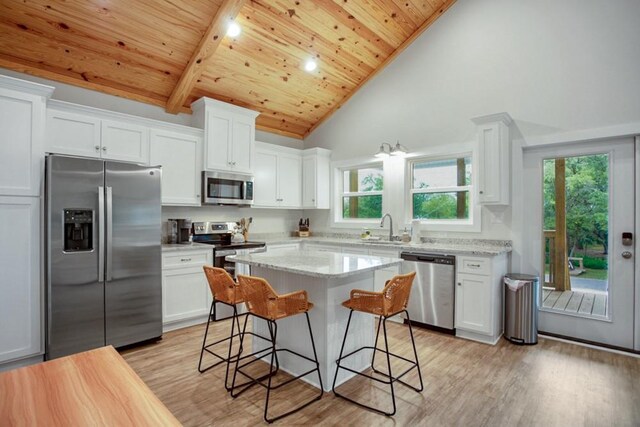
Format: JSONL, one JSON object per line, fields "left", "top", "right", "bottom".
{"left": 202, "top": 171, "right": 254, "bottom": 206}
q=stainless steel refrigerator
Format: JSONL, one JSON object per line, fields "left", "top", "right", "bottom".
{"left": 45, "top": 155, "right": 162, "bottom": 360}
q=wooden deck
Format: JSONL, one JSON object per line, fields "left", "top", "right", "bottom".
{"left": 542, "top": 288, "right": 608, "bottom": 317}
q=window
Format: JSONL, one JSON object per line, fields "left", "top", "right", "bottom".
{"left": 410, "top": 156, "right": 472, "bottom": 221}
{"left": 340, "top": 164, "right": 383, "bottom": 219}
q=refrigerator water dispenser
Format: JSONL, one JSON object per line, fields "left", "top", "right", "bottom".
{"left": 63, "top": 209, "right": 93, "bottom": 252}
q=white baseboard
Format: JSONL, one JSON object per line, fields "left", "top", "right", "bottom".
{"left": 455, "top": 329, "right": 502, "bottom": 345}
{"left": 163, "top": 315, "right": 209, "bottom": 333}
{"left": 0, "top": 354, "right": 44, "bottom": 373}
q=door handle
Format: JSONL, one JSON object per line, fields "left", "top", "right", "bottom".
{"left": 106, "top": 186, "right": 113, "bottom": 282}
{"left": 98, "top": 186, "right": 105, "bottom": 282}
{"left": 622, "top": 251, "right": 632, "bottom": 259}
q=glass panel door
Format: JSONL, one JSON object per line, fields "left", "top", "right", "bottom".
{"left": 522, "top": 139, "right": 635, "bottom": 349}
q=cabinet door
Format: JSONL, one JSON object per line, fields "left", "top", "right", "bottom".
{"left": 231, "top": 114, "right": 254, "bottom": 174}
{"left": 0, "top": 89, "right": 44, "bottom": 197}
{"left": 46, "top": 109, "right": 101, "bottom": 158}
{"left": 253, "top": 150, "right": 278, "bottom": 207}
{"left": 0, "top": 197, "right": 41, "bottom": 363}
{"left": 302, "top": 156, "right": 316, "bottom": 208}
{"left": 455, "top": 273, "right": 491, "bottom": 334}
{"left": 150, "top": 129, "right": 202, "bottom": 206}
{"left": 101, "top": 120, "right": 149, "bottom": 164}
{"left": 162, "top": 266, "right": 210, "bottom": 324}
{"left": 278, "top": 153, "right": 302, "bottom": 208}
{"left": 478, "top": 123, "right": 502, "bottom": 204}
{"left": 205, "top": 112, "right": 232, "bottom": 171}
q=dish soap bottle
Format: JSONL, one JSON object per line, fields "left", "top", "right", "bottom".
{"left": 401, "top": 227, "right": 411, "bottom": 243}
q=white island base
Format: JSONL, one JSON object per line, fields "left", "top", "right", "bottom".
{"left": 229, "top": 250, "right": 403, "bottom": 392}
{"left": 251, "top": 267, "right": 375, "bottom": 392}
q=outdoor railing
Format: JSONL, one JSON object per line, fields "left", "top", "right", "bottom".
{"left": 543, "top": 230, "right": 555, "bottom": 287}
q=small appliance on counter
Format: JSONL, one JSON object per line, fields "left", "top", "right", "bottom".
{"left": 167, "top": 219, "right": 178, "bottom": 244}
{"left": 297, "top": 218, "right": 310, "bottom": 237}
{"left": 176, "top": 218, "right": 193, "bottom": 244}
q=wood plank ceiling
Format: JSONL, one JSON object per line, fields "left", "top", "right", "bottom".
{"left": 0, "top": 0, "right": 456, "bottom": 139}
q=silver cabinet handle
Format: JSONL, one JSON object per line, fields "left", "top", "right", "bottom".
{"left": 95, "top": 145, "right": 100, "bottom": 152}
{"left": 181, "top": 258, "right": 192, "bottom": 262}
{"left": 457, "top": 282, "right": 462, "bottom": 286}
{"left": 468, "top": 263, "right": 481, "bottom": 268}
{"left": 479, "top": 191, "right": 484, "bottom": 194}
{"left": 102, "top": 146, "right": 107, "bottom": 152}
{"left": 98, "top": 186, "right": 105, "bottom": 282}
{"left": 622, "top": 251, "right": 632, "bottom": 259}
{"left": 106, "top": 186, "right": 113, "bottom": 282}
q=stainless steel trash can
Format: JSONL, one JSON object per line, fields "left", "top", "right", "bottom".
{"left": 504, "top": 274, "right": 539, "bottom": 345}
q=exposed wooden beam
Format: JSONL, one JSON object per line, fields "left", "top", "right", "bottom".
{"left": 303, "top": 0, "right": 457, "bottom": 138}
{"left": 165, "top": 0, "right": 247, "bottom": 114}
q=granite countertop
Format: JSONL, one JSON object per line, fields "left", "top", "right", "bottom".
{"left": 260, "top": 236, "right": 512, "bottom": 256}
{"left": 228, "top": 250, "right": 402, "bottom": 279}
{"left": 161, "top": 242, "right": 212, "bottom": 252}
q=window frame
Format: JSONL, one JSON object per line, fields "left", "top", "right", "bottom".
{"left": 405, "top": 150, "right": 481, "bottom": 232}
{"left": 332, "top": 159, "right": 385, "bottom": 227}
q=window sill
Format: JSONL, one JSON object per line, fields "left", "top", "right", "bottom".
{"left": 414, "top": 219, "right": 481, "bottom": 233}
{"left": 331, "top": 219, "right": 381, "bottom": 229}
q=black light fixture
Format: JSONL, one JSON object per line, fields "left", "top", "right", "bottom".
{"left": 374, "top": 141, "right": 408, "bottom": 158}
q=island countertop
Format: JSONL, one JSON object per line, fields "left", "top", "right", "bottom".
{"left": 228, "top": 249, "right": 402, "bottom": 279}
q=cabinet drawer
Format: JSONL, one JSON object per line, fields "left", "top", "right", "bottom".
{"left": 163, "top": 251, "right": 211, "bottom": 269}
{"left": 458, "top": 256, "right": 490, "bottom": 276}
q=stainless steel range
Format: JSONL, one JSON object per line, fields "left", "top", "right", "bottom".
{"left": 192, "top": 221, "right": 265, "bottom": 275}
{"left": 192, "top": 221, "right": 265, "bottom": 319}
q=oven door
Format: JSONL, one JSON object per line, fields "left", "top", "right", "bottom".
{"left": 214, "top": 249, "right": 238, "bottom": 278}
{"left": 202, "top": 171, "right": 253, "bottom": 206}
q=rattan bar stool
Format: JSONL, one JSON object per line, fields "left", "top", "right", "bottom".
{"left": 198, "top": 266, "right": 275, "bottom": 391}
{"left": 332, "top": 271, "right": 423, "bottom": 416}
{"left": 230, "top": 274, "right": 323, "bottom": 423}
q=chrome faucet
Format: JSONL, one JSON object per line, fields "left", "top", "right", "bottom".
{"left": 380, "top": 213, "right": 394, "bottom": 241}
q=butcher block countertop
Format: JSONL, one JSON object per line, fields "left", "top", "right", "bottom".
{"left": 0, "top": 346, "right": 180, "bottom": 426}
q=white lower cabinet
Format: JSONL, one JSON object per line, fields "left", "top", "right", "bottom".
{"left": 454, "top": 254, "right": 508, "bottom": 344}
{"left": 0, "top": 197, "right": 41, "bottom": 364}
{"left": 266, "top": 242, "right": 301, "bottom": 251}
{"left": 161, "top": 249, "right": 213, "bottom": 331}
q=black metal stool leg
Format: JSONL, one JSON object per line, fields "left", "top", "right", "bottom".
{"left": 197, "top": 301, "right": 216, "bottom": 373}
{"left": 264, "top": 320, "right": 279, "bottom": 423}
{"left": 370, "top": 314, "right": 383, "bottom": 370}
{"left": 305, "top": 311, "right": 324, "bottom": 395}
{"left": 230, "top": 312, "right": 250, "bottom": 398}
{"left": 223, "top": 305, "right": 239, "bottom": 391}
{"left": 404, "top": 310, "right": 424, "bottom": 392}
{"left": 382, "top": 316, "right": 397, "bottom": 416}
{"left": 332, "top": 309, "right": 354, "bottom": 392}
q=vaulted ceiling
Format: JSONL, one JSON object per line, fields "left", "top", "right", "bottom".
{"left": 0, "top": 0, "right": 455, "bottom": 138}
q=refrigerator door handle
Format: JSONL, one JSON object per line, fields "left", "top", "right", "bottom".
{"left": 98, "top": 186, "right": 105, "bottom": 283}
{"left": 106, "top": 186, "right": 113, "bottom": 282}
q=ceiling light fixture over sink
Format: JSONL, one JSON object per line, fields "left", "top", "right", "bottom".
{"left": 374, "top": 141, "right": 409, "bottom": 158}
{"left": 226, "top": 21, "right": 241, "bottom": 37}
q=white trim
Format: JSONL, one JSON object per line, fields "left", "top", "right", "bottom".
{"left": 539, "top": 334, "right": 640, "bottom": 359}
{"left": 516, "top": 122, "right": 640, "bottom": 148}
{"left": 0, "top": 74, "right": 54, "bottom": 98}
{"left": 191, "top": 97, "right": 260, "bottom": 118}
{"left": 635, "top": 136, "right": 640, "bottom": 352}
{"left": 331, "top": 159, "right": 384, "bottom": 228}
{"left": 47, "top": 99, "right": 204, "bottom": 136}
{"left": 405, "top": 149, "right": 481, "bottom": 233}
{"left": 471, "top": 112, "right": 513, "bottom": 127}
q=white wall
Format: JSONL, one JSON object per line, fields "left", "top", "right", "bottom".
{"left": 304, "top": 0, "right": 640, "bottom": 238}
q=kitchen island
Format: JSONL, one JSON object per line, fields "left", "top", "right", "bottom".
{"left": 229, "top": 249, "right": 403, "bottom": 391}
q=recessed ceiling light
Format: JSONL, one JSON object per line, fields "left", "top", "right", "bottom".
{"left": 304, "top": 59, "right": 318, "bottom": 72}
{"left": 226, "top": 21, "right": 241, "bottom": 38}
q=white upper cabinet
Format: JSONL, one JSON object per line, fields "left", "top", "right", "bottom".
{"left": 472, "top": 112, "right": 512, "bottom": 205}
{"left": 191, "top": 97, "right": 259, "bottom": 175}
{"left": 46, "top": 101, "right": 152, "bottom": 164}
{"left": 0, "top": 76, "right": 53, "bottom": 197}
{"left": 302, "top": 148, "right": 331, "bottom": 209}
{"left": 100, "top": 120, "right": 149, "bottom": 163}
{"left": 254, "top": 149, "right": 278, "bottom": 206}
{"left": 149, "top": 128, "right": 203, "bottom": 206}
{"left": 253, "top": 142, "right": 302, "bottom": 208}
{"left": 47, "top": 109, "right": 101, "bottom": 158}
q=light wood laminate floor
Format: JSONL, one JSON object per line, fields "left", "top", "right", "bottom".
{"left": 121, "top": 319, "right": 640, "bottom": 426}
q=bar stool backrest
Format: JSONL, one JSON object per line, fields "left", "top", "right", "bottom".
{"left": 203, "top": 266, "right": 238, "bottom": 304}
{"left": 237, "top": 274, "right": 278, "bottom": 318}
{"left": 382, "top": 271, "right": 416, "bottom": 316}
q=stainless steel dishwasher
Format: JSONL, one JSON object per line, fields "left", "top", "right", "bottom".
{"left": 400, "top": 252, "right": 456, "bottom": 332}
